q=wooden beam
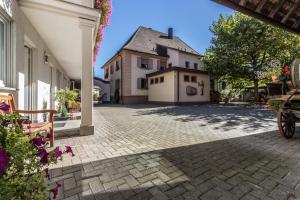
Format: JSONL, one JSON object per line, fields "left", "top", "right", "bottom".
{"left": 281, "top": 0, "right": 300, "bottom": 23}
{"left": 256, "top": 0, "right": 268, "bottom": 13}
{"left": 239, "top": 0, "right": 247, "bottom": 6}
{"left": 211, "top": 0, "right": 300, "bottom": 35}
{"left": 268, "top": 0, "right": 286, "bottom": 18}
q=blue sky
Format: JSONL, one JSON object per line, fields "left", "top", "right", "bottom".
{"left": 94, "top": 0, "right": 233, "bottom": 78}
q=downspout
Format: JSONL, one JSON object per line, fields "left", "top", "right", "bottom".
{"left": 177, "top": 71, "right": 180, "bottom": 103}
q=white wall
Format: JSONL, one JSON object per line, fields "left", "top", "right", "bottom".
{"left": 148, "top": 71, "right": 176, "bottom": 102}
{"left": 167, "top": 48, "right": 203, "bottom": 69}
{"left": 167, "top": 49, "right": 179, "bottom": 67}
{"left": 94, "top": 79, "right": 110, "bottom": 102}
{"left": 179, "top": 72, "right": 210, "bottom": 102}
{"left": 178, "top": 53, "right": 204, "bottom": 69}
{"left": 131, "top": 54, "right": 157, "bottom": 96}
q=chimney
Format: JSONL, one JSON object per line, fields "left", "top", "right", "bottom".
{"left": 168, "top": 27, "right": 173, "bottom": 39}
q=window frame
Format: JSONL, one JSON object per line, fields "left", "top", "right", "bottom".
{"left": 150, "top": 79, "right": 154, "bottom": 85}
{"left": 194, "top": 63, "right": 198, "bottom": 70}
{"left": 184, "top": 75, "right": 190, "bottom": 82}
{"left": 0, "top": 10, "right": 13, "bottom": 88}
{"left": 185, "top": 61, "right": 190, "bottom": 69}
{"left": 116, "top": 60, "right": 120, "bottom": 71}
{"left": 160, "top": 77, "right": 164, "bottom": 83}
{"left": 191, "top": 76, "right": 197, "bottom": 83}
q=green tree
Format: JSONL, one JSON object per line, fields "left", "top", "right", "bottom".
{"left": 204, "top": 12, "right": 300, "bottom": 101}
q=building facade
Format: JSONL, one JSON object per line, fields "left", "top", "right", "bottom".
{"left": 103, "top": 26, "right": 210, "bottom": 104}
{"left": 0, "top": 0, "right": 101, "bottom": 135}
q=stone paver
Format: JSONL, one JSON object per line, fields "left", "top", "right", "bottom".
{"left": 50, "top": 104, "right": 300, "bottom": 200}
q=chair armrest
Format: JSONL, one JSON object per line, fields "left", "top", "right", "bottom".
{"left": 15, "top": 109, "right": 57, "bottom": 114}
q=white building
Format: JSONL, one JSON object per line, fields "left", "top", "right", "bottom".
{"left": 102, "top": 26, "right": 210, "bottom": 104}
{"left": 0, "top": 0, "right": 101, "bottom": 135}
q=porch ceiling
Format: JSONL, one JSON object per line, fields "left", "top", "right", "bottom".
{"left": 19, "top": 0, "right": 100, "bottom": 80}
{"left": 213, "top": 0, "right": 300, "bottom": 35}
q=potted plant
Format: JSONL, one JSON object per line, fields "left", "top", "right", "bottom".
{"left": 55, "top": 88, "right": 78, "bottom": 120}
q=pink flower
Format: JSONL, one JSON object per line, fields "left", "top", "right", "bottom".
{"left": 38, "top": 148, "right": 49, "bottom": 165}
{"left": 54, "top": 147, "right": 62, "bottom": 158}
{"left": 65, "top": 146, "right": 75, "bottom": 156}
{"left": 0, "top": 103, "right": 10, "bottom": 112}
{"left": 30, "top": 137, "right": 46, "bottom": 147}
{"left": 0, "top": 148, "right": 10, "bottom": 176}
{"left": 50, "top": 182, "right": 62, "bottom": 199}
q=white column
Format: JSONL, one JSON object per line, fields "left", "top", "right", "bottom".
{"left": 79, "top": 18, "right": 95, "bottom": 135}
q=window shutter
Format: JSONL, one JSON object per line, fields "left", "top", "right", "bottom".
{"left": 137, "top": 57, "right": 141, "bottom": 68}
{"left": 157, "top": 60, "right": 160, "bottom": 70}
{"left": 148, "top": 59, "right": 153, "bottom": 69}
{"left": 137, "top": 78, "right": 142, "bottom": 89}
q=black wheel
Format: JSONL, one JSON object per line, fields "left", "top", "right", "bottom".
{"left": 277, "top": 109, "right": 296, "bottom": 139}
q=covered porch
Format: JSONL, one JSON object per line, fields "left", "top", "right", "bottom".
{"left": 18, "top": 0, "right": 101, "bottom": 135}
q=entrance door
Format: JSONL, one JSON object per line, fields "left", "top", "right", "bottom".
{"left": 24, "top": 46, "right": 33, "bottom": 110}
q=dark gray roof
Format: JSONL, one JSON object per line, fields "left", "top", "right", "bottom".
{"left": 123, "top": 26, "right": 201, "bottom": 56}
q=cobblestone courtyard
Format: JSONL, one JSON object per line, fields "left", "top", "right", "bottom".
{"left": 51, "top": 104, "right": 300, "bottom": 200}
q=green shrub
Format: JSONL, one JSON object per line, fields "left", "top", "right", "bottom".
{"left": 0, "top": 111, "right": 74, "bottom": 199}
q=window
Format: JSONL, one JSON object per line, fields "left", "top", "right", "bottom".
{"left": 115, "top": 79, "right": 120, "bottom": 90}
{"left": 150, "top": 79, "right": 154, "bottom": 85}
{"left": 0, "top": 13, "right": 12, "bottom": 87}
{"left": 110, "top": 64, "right": 114, "bottom": 74}
{"left": 159, "top": 60, "right": 167, "bottom": 71}
{"left": 185, "top": 61, "right": 190, "bottom": 69}
{"left": 116, "top": 61, "right": 120, "bottom": 71}
{"left": 184, "top": 75, "right": 190, "bottom": 82}
{"left": 141, "top": 58, "right": 149, "bottom": 69}
{"left": 105, "top": 68, "right": 109, "bottom": 79}
{"left": 155, "top": 78, "right": 159, "bottom": 84}
{"left": 191, "top": 76, "right": 197, "bottom": 83}
{"left": 194, "top": 63, "right": 198, "bottom": 70}
{"left": 168, "top": 63, "right": 172, "bottom": 68}
{"left": 160, "top": 77, "right": 164, "bottom": 83}
{"left": 137, "top": 78, "right": 148, "bottom": 89}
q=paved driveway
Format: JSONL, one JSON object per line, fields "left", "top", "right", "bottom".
{"left": 51, "top": 104, "right": 300, "bottom": 200}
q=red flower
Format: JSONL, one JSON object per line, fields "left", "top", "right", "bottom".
{"left": 54, "top": 147, "right": 62, "bottom": 158}
{"left": 38, "top": 148, "right": 49, "bottom": 165}
{"left": 65, "top": 146, "right": 75, "bottom": 156}
{"left": 0, "top": 148, "right": 10, "bottom": 176}
{"left": 283, "top": 66, "right": 290, "bottom": 75}
{"left": 30, "top": 137, "right": 46, "bottom": 147}
{"left": 50, "top": 182, "right": 62, "bottom": 199}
